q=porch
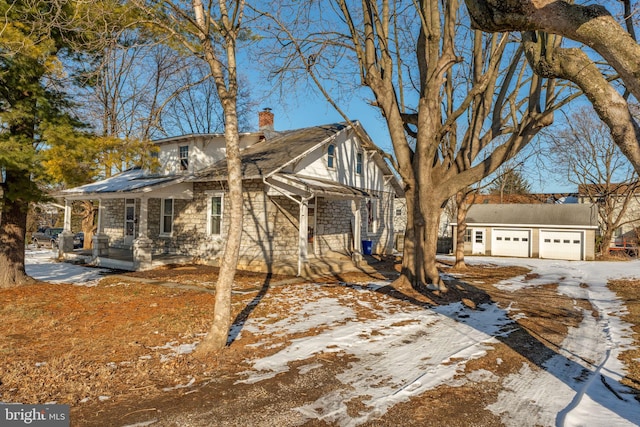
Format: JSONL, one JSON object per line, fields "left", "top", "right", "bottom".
{"left": 62, "top": 246, "right": 383, "bottom": 279}
{"left": 62, "top": 247, "right": 194, "bottom": 271}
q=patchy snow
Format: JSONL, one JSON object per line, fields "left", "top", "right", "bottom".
{"left": 24, "top": 251, "right": 640, "bottom": 426}
{"left": 238, "top": 256, "right": 640, "bottom": 426}
{"left": 25, "top": 248, "right": 114, "bottom": 286}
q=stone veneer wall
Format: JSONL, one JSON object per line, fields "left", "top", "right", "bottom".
{"left": 147, "top": 179, "right": 300, "bottom": 270}
{"left": 101, "top": 198, "right": 126, "bottom": 247}
{"left": 315, "top": 198, "right": 353, "bottom": 257}
{"left": 99, "top": 178, "right": 396, "bottom": 270}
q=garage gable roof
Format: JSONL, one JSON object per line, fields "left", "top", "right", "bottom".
{"left": 464, "top": 204, "right": 598, "bottom": 227}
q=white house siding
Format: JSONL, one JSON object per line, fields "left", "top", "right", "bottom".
{"left": 156, "top": 134, "right": 261, "bottom": 175}
{"left": 294, "top": 130, "right": 386, "bottom": 194}
{"left": 360, "top": 189, "right": 395, "bottom": 255}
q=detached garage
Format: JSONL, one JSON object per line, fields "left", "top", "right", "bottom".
{"left": 452, "top": 204, "right": 597, "bottom": 261}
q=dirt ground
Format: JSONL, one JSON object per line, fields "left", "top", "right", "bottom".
{"left": 1, "top": 257, "right": 638, "bottom": 426}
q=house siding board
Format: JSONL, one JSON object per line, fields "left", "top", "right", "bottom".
{"left": 294, "top": 129, "right": 387, "bottom": 194}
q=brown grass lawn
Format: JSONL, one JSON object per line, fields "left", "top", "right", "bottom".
{"left": 0, "top": 258, "right": 638, "bottom": 426}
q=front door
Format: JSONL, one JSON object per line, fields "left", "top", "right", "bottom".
{"left": 307, "top": 198, "right": 316, "bottom": 255}
{"left": 124, "top": 198, "right": 136, "bottom": 246}
{"left": 472, "top": 229, "right": 485, "bottom": 255}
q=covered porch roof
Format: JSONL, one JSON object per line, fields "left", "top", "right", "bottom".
{"left": 59, "top": 168, "right": 193, "bottom": 200}
{"left": 265, "top": 173, "right": 371, "bottom": 200}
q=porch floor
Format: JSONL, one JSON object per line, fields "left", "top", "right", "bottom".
{"left": 65, "top": 248, "right": 385, "bottom": 279}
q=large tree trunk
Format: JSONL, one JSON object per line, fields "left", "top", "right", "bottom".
{"left": 0, "top": 171, "right": 36, "bottom": 287}
{"left": 397, "top": 184, "right": 419, "bottom": 290}
{"left": 601, "top": 228, "right": 614, "bottom": 255}
{"left": 421, "top": 199, "right": 446, "bottom": 291}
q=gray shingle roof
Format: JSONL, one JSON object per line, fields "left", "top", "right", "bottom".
{"left": 465, "top": 204, "right": 598, "bottom": 227}
{"left": 190, "top": 123, "right": 349, "bottom": 181}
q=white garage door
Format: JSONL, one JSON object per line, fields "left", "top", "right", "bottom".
{"left": 492, "top": 229, "right": 531, "bottom": 258}
{"left": 539, "top": 230, "right": 583, "bottom": 261}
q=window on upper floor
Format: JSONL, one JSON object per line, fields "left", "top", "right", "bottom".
{"left": 161, "top": 199, "right": 174, "bottom": 235}
{"left": 179, "top": 145, "right": 189, "bottom": 171}
{"left": 356, "top": 151, "right": 363, "bottom": 175}
{"left": 327, "top": 144, "right": 336, "bottom": 169}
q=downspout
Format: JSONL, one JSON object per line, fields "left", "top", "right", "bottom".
{"left": 263, "top": 176, "right": 313, "bottom": 276}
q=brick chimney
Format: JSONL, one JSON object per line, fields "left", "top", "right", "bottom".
{"left": 258, "top": 108, "right": 274, "bottom": 131}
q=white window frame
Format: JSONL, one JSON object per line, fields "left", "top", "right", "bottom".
{"left": 356, "top": 151, "right": 363, "bottom": 175}
{"left": 160, "top": 198, "right": 174, "bottom": 236}
{"left": 366, "top": 198, "right": 378, "bottom": 235}
{"left": 206, "top": 191, "right": 224, "bottom": 237}
{"left": 327, "top": 143, "right": 336, "bottom": 169}
{"left": 179, "top": 145, "right": 189, "bottom": 171}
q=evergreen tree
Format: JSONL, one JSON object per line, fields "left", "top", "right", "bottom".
{"left": 0, "top": 0, "right": 95, "bottom": 286}
{"left": 488, "top": 169, "right": 532, "bottom": 197}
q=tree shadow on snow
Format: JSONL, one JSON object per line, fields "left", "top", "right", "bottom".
{"left": 350, "top": 271, "right": 640, "bottom": 425}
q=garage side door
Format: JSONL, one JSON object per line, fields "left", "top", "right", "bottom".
{"left": 492, "top": 229, "right": 531, "bottom": 258}
{"left": 539, "top": 230, "right": 583, "bottom": 261}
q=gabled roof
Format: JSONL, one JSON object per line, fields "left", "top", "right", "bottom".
{"left": 463, "top": 204, "right": 598, "bottom": 227}
{"left": 60, "top": 121, "right": 403, "bottom": 199}
{"left": 190, "top": 123, "right": 350, "bottom": 181}
{"left": 189, "top": 120, "right": 403, "bottom": 197}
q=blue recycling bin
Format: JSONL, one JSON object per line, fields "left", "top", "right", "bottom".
{"left": 362, "top": 239, "right": 373, "bottom": 255}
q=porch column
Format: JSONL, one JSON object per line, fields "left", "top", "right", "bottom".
{"left": 298, "top": 198, "right": 309, "bottom": 276}
{"left": 138, "top": 197, "right": 149, "bottom": 238}
{"left": 93, "top": 199, "right": 109, "bottom": 258}
{"left": 63, "top": 200, "right": 72, "bottom": 232}
{"left": 134, "top": 197, "right": 152, "bottom": 271}
{"left": 58, "top": 199, "right": 75, "bottom": 255}
{"left": 351, "top": 199, "right": 362, "bottom": 265}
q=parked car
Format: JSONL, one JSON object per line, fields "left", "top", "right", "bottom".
{"left": 31, "top": 227, "right": 63, "bottom": 248}
{"left": 74, "top": 232, "right": 84, "bottom": 249}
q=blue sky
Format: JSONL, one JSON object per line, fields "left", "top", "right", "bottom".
{"left": 257, "top": 88, "right": 578, "bottom": 195}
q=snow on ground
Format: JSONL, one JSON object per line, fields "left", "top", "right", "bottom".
{"left": 25, "top": 248, "right": 113, "bottom": 286}
{"left": 237, "top": 256, "right": 640, "bottom": 427}
{"left": 24, "top": 251, "right": 640, "bottom": 426}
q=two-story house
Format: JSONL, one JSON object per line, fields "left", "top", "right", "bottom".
{"left": 58, "top": 110, "right": 403, "bottom": 275}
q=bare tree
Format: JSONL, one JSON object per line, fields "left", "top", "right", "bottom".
{"left": 128, "top": 0, "right": 247, "bottom": 353}
{"left": 465, "top": 0, "right": 640, "bottom": 175}
{"left": 260, "top": 1, "right": 575, "bottom": 290}
{"left": 547, "top": 106, "right": 640, "bottom": 252}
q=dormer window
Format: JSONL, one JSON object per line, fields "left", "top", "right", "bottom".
{"left": 327, "top": 144, "right": 336, "bottom": 169}
{"left": 356, "top": 151, "right": 363, "bottom": 175}
{"left": 179, "top": 145, "right": 189, "bottom": 171}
